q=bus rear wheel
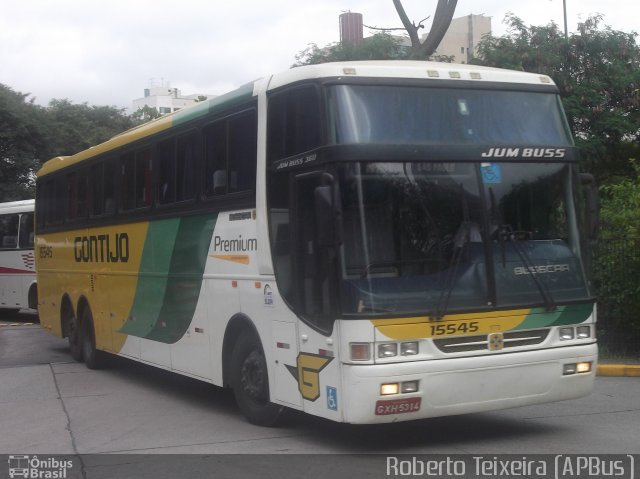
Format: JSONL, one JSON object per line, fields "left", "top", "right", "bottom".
{"left": 79, "top": 307, "right": 106, "bottom": 370}
{"left": 67, "top": 314, "right": 83, "bottom": 362}
{"left": 230, "top": 331, "right": 284, "bottom": 427}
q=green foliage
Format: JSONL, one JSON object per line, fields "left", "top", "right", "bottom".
{"left": 131, "top": 105, "right": 163, "bottom": 122}
{"left": 473, "top": 14, "right": 640, "bottom": 183}
{"left": 599, "top": 160, "right": 640, "bottom": 239}
{"left": 293, "top": 33, "right": 409, "bottom": 66}
{"left": 0, "top": 85, "right": 47, "bottom": 200}
{"left": 0, "top": 85, "right": 138, "bottom": 201}
{"left": 44, "top": 99, "right": 137, "bottom": 158}
{"left": 594, "top": 161, "right": 640, "bottom": 351}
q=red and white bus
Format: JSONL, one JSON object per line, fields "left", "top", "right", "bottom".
{"left": 0, "top": 200, "right": 37, "bottom": 312}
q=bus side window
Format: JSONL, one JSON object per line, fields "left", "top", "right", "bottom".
{"left": 158, "top": 138, "right": 176, "bottom": 204}
{"left": 176, "top": 134, "right": 196, "bottom": 201}
{"left": 204, "top": 121, "right": 227, "bottom": 196}
{"left": 103, "top": 160, "right": 116, "bottom": 214}
{"left": 18, "top": 213, "right": 34, "bottom": 248}
{"left": 90, "top": 161, "right": 116, "bottom": 216}
{"left": 267, "top": 85, "right": 321, "bottom": 162}
{"left": 121, "top": 153, "right": 136, "bottom": 211}
{"left": 228, "top": 111, "right": 256, "bottom": 193}
{"left": 66, "top": 170, "right": 88, "bottom": 221}
{"left": 158, "top": 133, "right": 197, "bottom": 205}
{"left": 0, "top": 214, "right": 19, "bottom": 249}
{"left": 204, "top": 110, "right": 256, "bottom": 198}
{"left": 136, "top": 149, "right": 153, "bottom": 208}
{"left": 121, "top": 150, "right": 152, "bottom": 211}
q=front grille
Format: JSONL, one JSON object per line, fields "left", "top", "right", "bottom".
{"left": 433, "top": 329, "right": 550, "bottom": 353}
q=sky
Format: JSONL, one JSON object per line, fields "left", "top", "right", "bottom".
{"left": 1, "top": 0, "right": 637, "bottom": 109}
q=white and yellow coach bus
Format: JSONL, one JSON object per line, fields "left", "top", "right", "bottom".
{"left": 36, "top": 61, "right": 598, "bottom": 426}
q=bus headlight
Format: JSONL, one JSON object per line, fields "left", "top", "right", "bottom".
{"left": 559, "top": 327, "right": 574, "bottom": 340}
{"left": 378, "top": 343, "right": 398, "bottom": 358}
{"left": 576, "top": 326, "right": 591, "bottom": 339}
{"left": 401, "top": 342, "right": 419, "bottom": 356}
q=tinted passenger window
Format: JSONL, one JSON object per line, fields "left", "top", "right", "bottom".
{"left": 204, "top": 110, "right": 257, "bottom": 197}
{"left": 268, "top": 86, "right": 321, "bottom": 161}
{"left": 121, "top": 149, "right": 152, "bottom": 211}
{"left": 0, "top": 214, "right": 19, "bottom": 249}
{"left": 90, "top": 160, "right": 116, "bottom": 216}
{"left": 158, "top": 134, "right": 197, "bottom": 205}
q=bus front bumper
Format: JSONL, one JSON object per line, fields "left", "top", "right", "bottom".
{"left": 341, "top": 343, "right": 597, "bottom": 424}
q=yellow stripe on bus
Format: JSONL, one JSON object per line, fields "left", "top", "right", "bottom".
{"left": 371, "top": 308, "right": 532, "bottom": 340}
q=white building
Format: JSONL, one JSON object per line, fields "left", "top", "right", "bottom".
{"left": 431, "top": 14, "right": 492, "bottom": 63}
{"left": 132, "top": 84, "right": 210, "bottom": 116}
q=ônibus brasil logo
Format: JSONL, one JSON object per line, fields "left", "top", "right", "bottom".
{"left": 8, "top": 455, "right": 73, "bottom": 479}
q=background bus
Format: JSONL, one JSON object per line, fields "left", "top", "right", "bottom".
{"left": 0, "top": 200, "right": 37, "bottom": 313}
{"left": 36, "top": 61, "right": 597, "bottom": 426}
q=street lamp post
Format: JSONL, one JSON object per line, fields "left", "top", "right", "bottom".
{"left": 563, "top": 0, "right": 568, "bottom": 40}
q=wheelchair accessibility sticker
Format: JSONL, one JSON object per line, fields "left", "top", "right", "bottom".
{"left": 481, "top": 163, "right": 502, "bottom": 184}
{"left": 327, "top": 386, "right": 338, "bottom": 411}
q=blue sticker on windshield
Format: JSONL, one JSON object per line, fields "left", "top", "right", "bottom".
{"left": 481, "top": 163, "right": 502, "bottom": 184}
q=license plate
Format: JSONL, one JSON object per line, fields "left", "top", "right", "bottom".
{"left": 375, "top": 397, "right": 421, "bottom": 415}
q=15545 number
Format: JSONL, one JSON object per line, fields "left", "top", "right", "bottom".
{"left": 429, "top": 321, "right": 479, "bottom": 337}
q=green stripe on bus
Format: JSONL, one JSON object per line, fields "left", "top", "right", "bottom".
{"left": 119, "top": 214, "right": 217, "bottom": 344}
{"left": 119, "top": 219, "right": 181, "bottom": 338}
{"left": 516, "top": 303, "right": 593, "bottom": 330}
{"left": 145, "top": 214, "right": 217, "bottom": 343}
{"left": 173, "top": 82, "right": 255, "bottom": 127}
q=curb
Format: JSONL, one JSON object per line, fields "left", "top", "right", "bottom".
{"left": 597, "top": 364, "right": 640, "bottom": 377}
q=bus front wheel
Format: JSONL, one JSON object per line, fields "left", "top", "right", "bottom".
{"left": 230, "top": 331, "right": 284, "bottom": 427}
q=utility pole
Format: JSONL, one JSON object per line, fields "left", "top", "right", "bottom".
{"left": 563, "top": 0, "right": 568, "bottom": 40}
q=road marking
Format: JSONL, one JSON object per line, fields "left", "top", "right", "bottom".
{"left": 0, "top": 322, "right": 35, "bottom": 327}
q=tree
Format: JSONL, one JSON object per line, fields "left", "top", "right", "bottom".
{"left": 131, "top": 105, "right": 163, "bottom": 122}
{"left": 594, "top": 160, "right": 640, "bottom": 352}
{"left": 392, "top": 0, "right": 457, "bottom": 59}
{"left": 0, "top": 85, "right": 47, "bottom": 200}
{"left": 1, "top": 84, "right": 139, "bottom": 200}
{"left": 43, "top": 99, "right": 137, "bottom": 159}
{"left": 294, "top": 33, "right": 406, "bottom": 66}
{"left": 472, "top": 15, "right": 640, "bottom": 183}
{"left": 295, "top": 1, "right": 458, "bottom": 65}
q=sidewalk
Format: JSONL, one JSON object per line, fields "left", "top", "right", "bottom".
{"left": 597, "top": 359, "right": 640, "bottom": 377}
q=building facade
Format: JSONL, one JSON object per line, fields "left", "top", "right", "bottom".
{"left": 132, "top": 85, "right": 208, "bottom": 116}
{"left": 431, "top": 14, "right": 491, "bottom": 63}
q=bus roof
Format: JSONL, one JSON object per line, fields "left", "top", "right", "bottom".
{"left": 37, "top": 61, "right": 556, "bottom": 178}
{"left": 265, "top": 60, "right": 555, "bottom": 91}
{"left": 0, "top": 199, "right": 34, "bottom": 214}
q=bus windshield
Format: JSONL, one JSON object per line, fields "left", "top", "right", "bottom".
{"left": 338, "top": 161, "right": 590, "bottom": 316}
{"left": 328, "top": 85, "right": 573, "bottom": 146}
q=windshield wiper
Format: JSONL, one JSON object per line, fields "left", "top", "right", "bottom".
{"left": 430, "top": 221, "right": 472, "bottom": 321}
{"left": 500, "top": 225, "right": 556, "bottom": 312}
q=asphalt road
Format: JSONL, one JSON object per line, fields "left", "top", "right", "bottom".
{"left": 1, "top": 311, "right": 639, "bottom": 478}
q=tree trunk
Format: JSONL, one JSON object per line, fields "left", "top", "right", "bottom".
{"left": 393, "top": 0, "right": 458, "bottom": 59}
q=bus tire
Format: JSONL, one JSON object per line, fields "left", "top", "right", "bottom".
{"left": 67, "top": 314, "right": 83, "bottom": 362}
{"left": 230, "top": 330, "right": 284, "bottom": 427}
{"left": 79, "top": 307, "right": 106, "bottom": 370}
{"left": 28, "top": 284, "right": 38, "bottom": 311}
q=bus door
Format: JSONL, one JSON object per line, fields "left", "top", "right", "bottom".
{"left": 279, "top": 171, "right": 341, "bottom": 414}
